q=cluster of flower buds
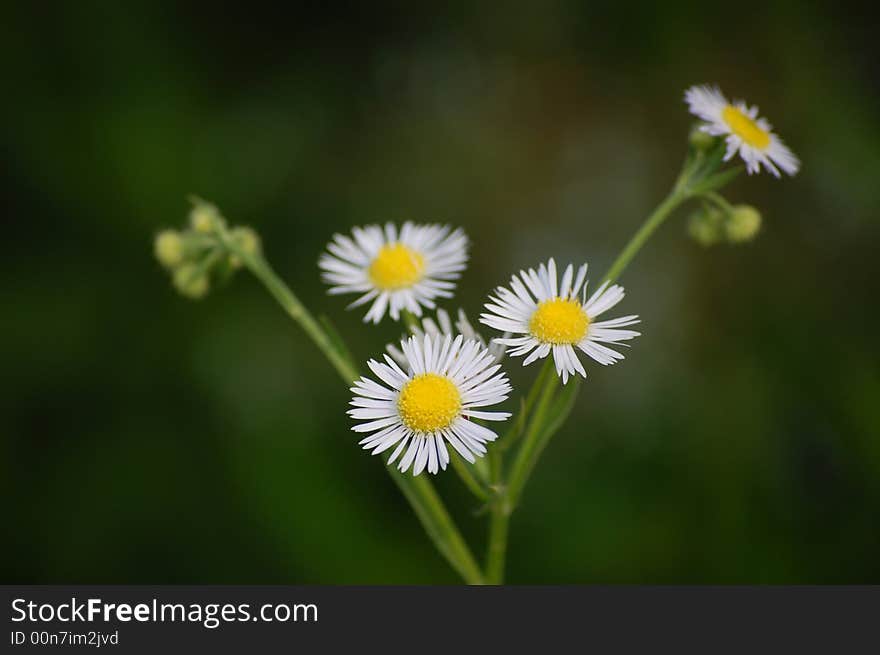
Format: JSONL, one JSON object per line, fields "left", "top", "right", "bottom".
{"left": 153, "top": 200, "right": 261, "bottom": 299}
{"left": 687, "top": 202, "right": 762, "bottom": 246}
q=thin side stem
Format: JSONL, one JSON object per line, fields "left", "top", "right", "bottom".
{"left": 602, "top": 188, "right": 687, "bottom": 284}
{"left": 504, "top": 360, "right": 560, "bottom": 509}
{"left": 525, "top": 378, "right": 581, "bottom": 476}
{"left": 397, "top": 474, "right": 486, "bottom": 585}
{"left": 223, "top": 241, "right": 360, "bottom": 384}
{"left": 602, "top": 146, "right": 728, "bottom": 284}
{"left": 498, "top": 356, "right": 550, "bottom": 452}
{"left": 702, "top": 190, "right": 735, "bottom": 214}
{"left": 449, "top": 451, "right": 490, "bottom": 502}
{"left": 401, "top": 309, "right": 420, "bottom": 332}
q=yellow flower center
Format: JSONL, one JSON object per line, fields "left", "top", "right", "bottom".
{"left": 397, "top": 373, "right": 461, "bottom": 433}
{"left": 368, "top": 243, "right": 425, "bottom": 290}
{"left": 529, "top": 297, "right": 589, "bottom": 345}
{"left": 722, "top": 105, "right": 770, "bottom": 149}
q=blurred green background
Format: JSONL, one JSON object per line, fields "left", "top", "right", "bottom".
{"left": 3, "top": 1, "right": 879, "bottom": 583}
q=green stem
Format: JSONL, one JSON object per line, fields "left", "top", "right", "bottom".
{"left": 485, "top": 499, "right": 509, "bottom": 584}
{"left": 484, "top": 356, "right": 556, "bottom": 583}
{"left": 525, "top": 378, "right": 581, "bottom": 479}
{"left": 602, "top": 146, "right": 729, "bottom": 284}
{"left": 449, "top": 451, "right": 490, "bottom": 502}
{"left": 702, "top": 190, "right": 735, "bottom": 214}
{"left": 485, "top": 361, "right": 558, "bottom": 583}
{"left": 221, "top": 239, "right": 360, "bottom": 384}
{"left": 602, "top": 187, "right": 688, "bottom": 284}
{"left": 216, "top": 225, "right": 484, "bottom": 584}
{"left": 401, "top": 309, "right": 420, "bottom": 332}
{"left": 498, "top": 356, "right": 550, "bottom": 452}
{"left": 395, "top": 473, "right": 485, "bottom": 585}
{"left": 485, "top": 441, "right": 508, "bottom": 584}
{"left": 504, "top": 360, "right": 560, "bottom": 509}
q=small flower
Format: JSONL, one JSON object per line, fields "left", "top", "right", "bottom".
{"left": 684, "top": 84, "right": 800, "bottom": 177}
{"left": 350, "top": 334, "right": 511, "bottom": 475}
{"left": 480, "top": 259, "right": 641, "bottom": 384}
{"left": 320, "top": 223, "right": 469, "bottom": 324}
{"left": 386, "top": 308, "right": 507, "bottom": 369}
{"left": 154, "top": 230, "right": 185, "bottom": 269}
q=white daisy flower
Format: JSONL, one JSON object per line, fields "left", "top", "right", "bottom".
{"left": 385, "top": 307, "right": 507, "bottom": 369}
{"left": 684, "top": 84, "right": 800, "bottom": 177}
{"left": 349, "top": 333, "right": 512, "bottom": 476}
{"left": 319, "top": 222, "right": 469, "bottom": 323}
{"left": 479, "top": 258, "right": 641, "bottom": 384}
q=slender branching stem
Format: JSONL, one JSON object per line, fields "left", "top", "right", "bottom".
{"left": 215, "top": 223, "right": 485, "bottom": 585}
{"left": 193, "top": 141, "right": 736, "bottom": 585}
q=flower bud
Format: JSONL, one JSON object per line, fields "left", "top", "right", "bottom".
{"left": 190, "top": 203, "right": 223, "bottom": 234}
{"left": 227, "top": 226, "right": 261, "bottom": 269}
{"left": 689, "top": 124, "right": 716, "bottom": 151}
{"left": 687, "top": 206, "right": 724, "bottom": 246}
{"left": 173, "top": 264, "right": 210, "bottom": 299}
{"left": 724, "top": 205, "right": 762, "bottom": 243}
{"left": 154, "top": 230, "right": 185, "bottom": 269}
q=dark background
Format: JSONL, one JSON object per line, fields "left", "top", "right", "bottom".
{"left": 3, "top": 2, "right": 879, "bottom": 583}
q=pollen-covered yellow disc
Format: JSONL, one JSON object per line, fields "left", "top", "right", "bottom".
{"left": 722, "top": 105, "right": 770, "bottom": 149}
{"left": 368, "top": 243, "right": 425, "bottom": 290}
{"left": 397, "top": 373, "right": 461, "bottom": 432}
{"left": 529, "top": 298, "right": 589, "bottom": 345}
